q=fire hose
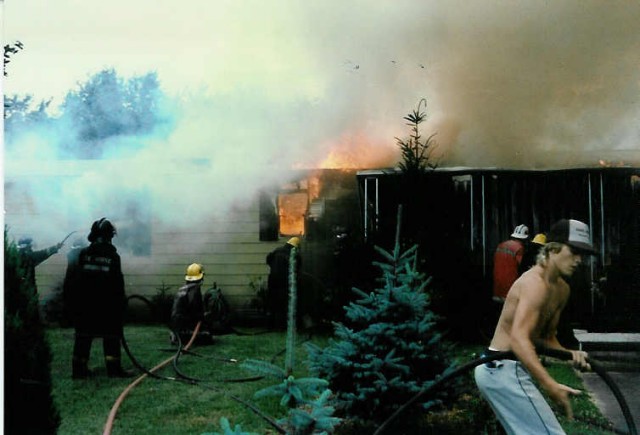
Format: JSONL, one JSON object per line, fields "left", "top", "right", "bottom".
{"left": 103, "top": 322, "right": 202, "bottom": 435}
{"left": 374, "top": 347, "right": 637, "bottom": 435}
{"left": 104, "top": 295, "right": 294, "bottom": 435}
{"left": 123, "top": 294, "right": 281, "bottom": 382}
{"left": 168, "top": 329, "right": 286, "bottom": 433}
{"left": 107, "top": 323, "right": 287, "bottom": 435}
{"left": 122, "top": 292, "right": 296, "bottom": 379}
{"left": 59, "top": 230, "right": 78, "bottom": 246}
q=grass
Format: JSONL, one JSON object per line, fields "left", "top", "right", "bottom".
{"left": 46, "top": 326, "right": 617, "bottom": 435}
{"left": 546, "top": 360, "right": 619, "bottom": 434}
{"left": 48, "top": 324, "right": 327, "bottom": 435}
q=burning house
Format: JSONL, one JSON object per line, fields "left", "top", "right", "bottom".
{"left": 4, "top": 152, "right": 639, "bottom": 335}
{"left": 5, "top": 159, "right": 639, "bottom": 334}
{"left": 4, "top": 162, "right": 362, "bottom": 324}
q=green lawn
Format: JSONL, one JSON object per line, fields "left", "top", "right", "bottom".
{"left": 48, "top": 325, "right": 318, "bottom": 434}
{"left": 47, "top": 325, "right": 617, "bottom": 434}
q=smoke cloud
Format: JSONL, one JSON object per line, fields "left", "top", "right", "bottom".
{"left": 293, "top": 0, "right": 640, "bottom": 168}
{"left": 4, "top": 0, "right": 640, "bottom": 247}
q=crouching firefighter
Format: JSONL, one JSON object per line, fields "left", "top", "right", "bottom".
{"left": 63, "top": 218, "right": 134, "bottom": 379}
{"left": 170, "top": 263, "right": 208, "bottom": 345}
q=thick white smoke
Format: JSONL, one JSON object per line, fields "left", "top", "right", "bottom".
{"left": 4, "top": 0, "right": 640, "bottom": 248}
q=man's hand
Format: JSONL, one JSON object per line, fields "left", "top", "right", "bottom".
{"left": 570, "top": 350, "right": 591, "bottom": 371}
{"left": 546, "top": 382, "right": 582, "bottom": 419}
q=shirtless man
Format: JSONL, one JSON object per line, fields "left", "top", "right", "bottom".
{"left": 475, "top": 219, "right": 595, "bottom": 434}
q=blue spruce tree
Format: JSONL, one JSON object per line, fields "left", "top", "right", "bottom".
{"left": 306, "top": 209, "right": 457, "bottom": 429}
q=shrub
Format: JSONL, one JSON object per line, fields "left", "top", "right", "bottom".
{"left": 306, "top": 217, "right": 458, "bottom": 429}
{"left": 4, "top": 227, "right": 60, "bottom": 434}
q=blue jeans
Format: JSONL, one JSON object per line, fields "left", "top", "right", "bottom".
{"left": 474, "top": 359, "right": 565, "bottom": 435}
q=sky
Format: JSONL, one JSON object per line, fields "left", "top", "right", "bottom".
{"left": 4, "top": 0, "right": 639, "bottom": 166}
{"left": 2, "top": 0, "right": 640, "bottom": 244}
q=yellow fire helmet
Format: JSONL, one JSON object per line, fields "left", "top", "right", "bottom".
{"left": 185, "top": 263, "right": 204, "bottom": 281}
{"left": 532, "top": 233, "right": 547, "bottom": 245}
{"left": 287, "top": 237, "right": 301, "bottom": 248}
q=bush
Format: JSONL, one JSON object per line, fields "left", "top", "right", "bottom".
{"left": 4, "top": 227, "right": 60, "bottom": 434}
{"left": 307, "top": 231, "right": 458, "bottom": 428}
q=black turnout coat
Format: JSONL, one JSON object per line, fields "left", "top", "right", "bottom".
{"left": 170, "top": 282, "right": 205, "bottom": 333}
{"left": 63, "top": 241, "right": 126, "bottom": 335}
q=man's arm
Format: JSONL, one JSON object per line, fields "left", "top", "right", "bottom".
{"left": 540, "top": 305, "right": 591, "bottom": 371}
{"left": 31, "top": 244, "right": 62, "bottom": 267}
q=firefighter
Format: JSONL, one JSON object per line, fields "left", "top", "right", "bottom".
{"left": 63, "top": 218, "right": 133, "bottom": 379}
{"left": 17, "top": 236, "right": 63, "bottom": 290}
{"left": 492, "top": 224, "right": 530, "bottom": 302}
{"left": 522, "top": 232, "right": 546, "bottom": 271}
{"left": 170, "top": 263, "right": 206, "bottom": 345}
{"left": 265, "top": 237, "right": 301, "bottom": 329}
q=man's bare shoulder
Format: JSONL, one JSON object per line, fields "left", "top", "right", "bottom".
{"left": 510, "top": 267, "right": 548, "bottom": 304}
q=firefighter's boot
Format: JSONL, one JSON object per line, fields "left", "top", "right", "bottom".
{"left": 105, "top": 356, "right": 135, "bottom": 378}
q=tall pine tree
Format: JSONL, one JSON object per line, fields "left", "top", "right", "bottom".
{"left": 223, "top": 246, "right": 341, "bottom": 435}
{"left": 306, "top": 207, "right": 457, "bottom": 429}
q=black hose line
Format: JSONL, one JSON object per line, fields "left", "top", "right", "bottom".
{"left": 120, "top": 327, "right": 181, "bottom": 382}
{"left": 374, "top": 348, "right": 637, "bottom": 435}
{"left": 168, "top": 328, "right": 287, "bottom": 433}
{"left": 120, "top": 327, "right": 285, "bottom": 433}
{"left": 169, "top": 332, "right": 314, "bottom": 384}
{"left": 123, "top": 295, "right": 272, "bottom": 382}
{"left": 169, "top": 330, "right": 265, "bottom": 384}
{"left": 120, "top": 296, "right": 289, "bottom": 433}
{"left": 119, "top": 315, "right": 290, "bottom": 432}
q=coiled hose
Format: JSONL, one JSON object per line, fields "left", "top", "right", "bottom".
{"left": 102, "top": 322, "right": 202, "bottom": 435}
{"left": 374, "top": 347, "right": 637, "bottom": 435}
{"left": 107, "top": 322, "right": 288, "bottom": 434}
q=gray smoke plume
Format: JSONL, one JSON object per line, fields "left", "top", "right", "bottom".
{"left": 4, "top": 0, "right": 640, "bottom": 248}
{"left": 295, "top": 0, "right": 640, "bottom": 168}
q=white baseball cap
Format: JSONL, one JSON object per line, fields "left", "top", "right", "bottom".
{"left": 547, "top": 219, "right": 596, "bottom": 254}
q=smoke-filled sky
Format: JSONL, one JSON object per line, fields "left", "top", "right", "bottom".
{"left": 2, "top": 0, "right": 640, "bottom": 245}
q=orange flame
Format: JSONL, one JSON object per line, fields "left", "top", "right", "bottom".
{"left": 318, "top": 133, "right": 397, "bottom": 169}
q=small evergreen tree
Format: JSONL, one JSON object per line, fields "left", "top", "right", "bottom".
{"left": 396, "top": 98, "right": 438, "bottom": 177}
{"left": 306, "top": 209, "right": 457, "bottom": 428}
{"left": 4, "top": 227, "right": 60, "bottom": 434}
{"left": 217, "top": 247, "right": 341, "bottom": 434}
